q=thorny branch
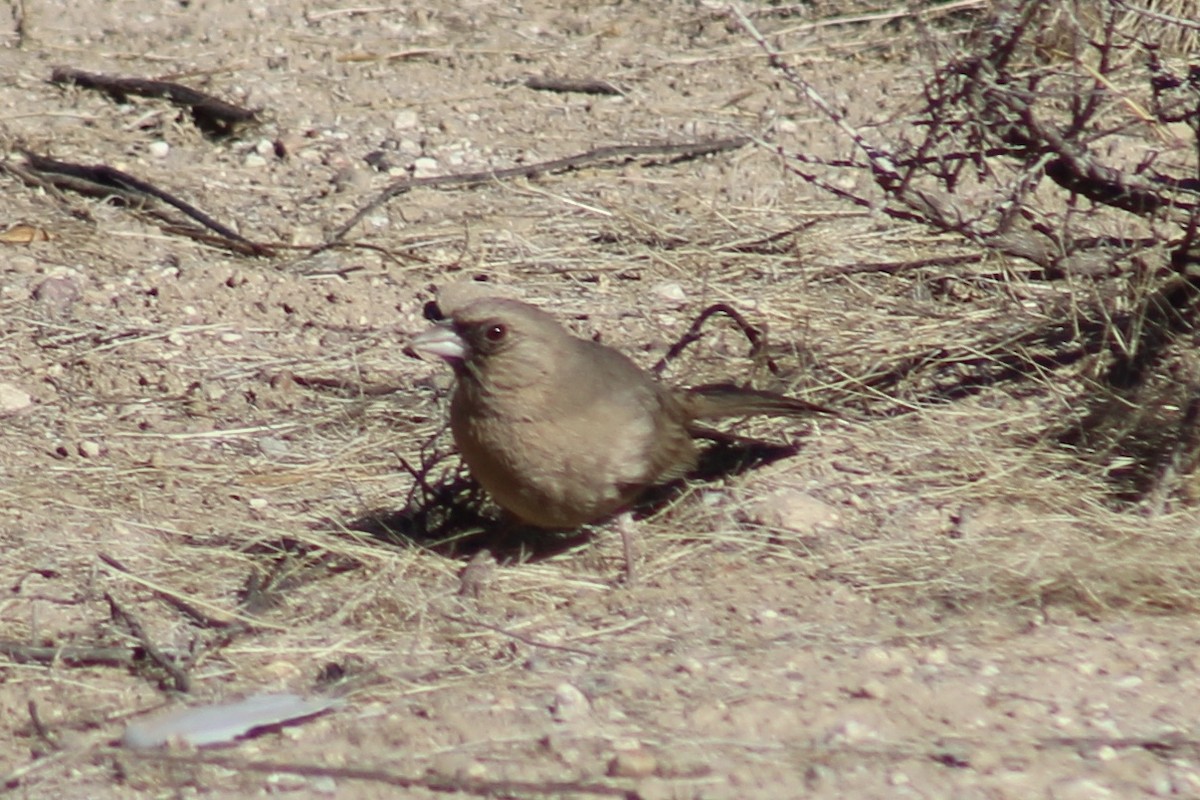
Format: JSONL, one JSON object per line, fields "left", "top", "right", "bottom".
{"left": 733, "top": 0, "right": 1200, "bottom": 503}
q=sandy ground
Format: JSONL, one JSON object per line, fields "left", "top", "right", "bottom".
{"left": 3, "top": 1, "right": 1200, "bottom": 798}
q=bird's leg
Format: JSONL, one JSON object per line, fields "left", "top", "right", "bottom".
{"left": 617, "top": 512, "right": 637, "bottom": 585}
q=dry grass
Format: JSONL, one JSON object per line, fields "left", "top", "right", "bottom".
{"left": 5, "top": 0, "right": 1200, "bottom": 796}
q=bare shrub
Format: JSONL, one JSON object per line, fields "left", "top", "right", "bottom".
{"left": 738, "top": 0, "right": 1200, "bottom": 506}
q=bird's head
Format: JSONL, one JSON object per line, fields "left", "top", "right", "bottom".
{"left": 408, "top": 297, "right": 569, "bottom": 392}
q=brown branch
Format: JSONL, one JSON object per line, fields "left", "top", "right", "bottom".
{"left": 731, "top": 8, "right": 902, "bottom": 190}
{"left": 0, "top": 640, "right": 134, "bottom": 667}
{"left": 525, "top": 75, "right": 622, "bottom": 95}
{"left": 331, "top": 137, "right": 750, "bottom": 240}
{"left": 98, "top": 552, "right": 241, "bottom": 631}
{"left": 817, "top": 252, "right": 987, "bottom": 279}
{"left": 652, "top": 302, "right": 779, "bottom": 376}
{"left": 50, "top": 67, "right": 258, "bottom": 137}
{"left": 26, "top": 701, "right": 58, "bottom": 749}
{"left": 104, "top": 592, "right": 191, "bottom": 693}
{"left": 991, "top": 89, "right": 1199, "bottom": 216}
{"left": 9, "top": 152, "right": 273, "bottom": 256}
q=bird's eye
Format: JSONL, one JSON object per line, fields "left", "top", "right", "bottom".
{"left": 485, "top": 323, "right": 507, "bottom": 342}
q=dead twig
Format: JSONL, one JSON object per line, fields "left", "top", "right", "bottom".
{"left": 49, "top": 66, "right": 258, "bottom": 136}
{"left": 121, "top": 750, "right": 637, "bottom": 798}
{"left": 652, "top": 302, "right": 779, "bottom": 376}
{"left": 524, "top": 75, "right": 622, "bottom": 96}
{"left": 817, "top": 252, "right": 987, "bottom": 279}
{"left": 104, "top": 592, "right": 192, "bottom": 693}
{"left": 11, "top": 152, "right": 273, "bottom": 256}
{"left": 439, "top": 611, "right": 600, "bottom": 657}
{"left": 0, "top": 641, "right": 135, "bottom": 667}
{"left": 331, "top": 137, "right": 750, "bottom": 240}
{"left": 26, "top": 701, "right": 58, "bottom": 749}
{"left": 98, "top": 552, "right": 241, "bottom": 631}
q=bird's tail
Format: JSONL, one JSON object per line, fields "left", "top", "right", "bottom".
{"left": 679, "top": 383, "right": 836, "bottom": 421}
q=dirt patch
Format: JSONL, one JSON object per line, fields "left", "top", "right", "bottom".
{"left": 3, "top": 1, "right": 1200, "bottom": 797}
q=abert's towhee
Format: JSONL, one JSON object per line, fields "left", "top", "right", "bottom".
{"left": 409, "top": 294, "right": 829, "bottom": 573}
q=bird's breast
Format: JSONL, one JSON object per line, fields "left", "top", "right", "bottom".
{"left": 449, "top": 388, "right": 667, "bottom": 528}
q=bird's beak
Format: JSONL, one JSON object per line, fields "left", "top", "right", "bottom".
{"left": 407, "top": 324, "right": 467, "bottom": 365}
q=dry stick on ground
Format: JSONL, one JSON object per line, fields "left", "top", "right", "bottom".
{"left": 329, "top": 137, "right": 750, "bottom": 241}
{"left": 524, "top": 75, "right": 622, "bottom": 95}
{"left": 439, "top": 611, "right": 601, "bottom": 657}
{"left": 98, "top": 552, "right": 281, "bottom": 689}
{"left": 0, "top": 641, "right": 135, "bottom": 668}
{"left": 25, "top": 702, "right": 58, "bottom": 750}
{"left": 120, "top": 751, "right": 637, "bottom": 798}
{"left": 7, "top": 152, "right": 273, "bottom": 256}
{"left": 651, "top": 302, "right": 779, "bottom": 377}
{"left": 817, "top": 252, "right": 987, "bottom": 279}
{"left": 103, "top": 592, "right": 191, "bottom": 693}
{"left": 98, "top": 552, "right": 244, "bottom": 632}
{"left": 747, "top": 0, "right": 986, "bottom": 26}
{"left": 49, "top": 66, "right": 258, "bottom": 137}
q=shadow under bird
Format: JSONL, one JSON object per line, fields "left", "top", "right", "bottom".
{"left": 408, "top": 294, "right": 831, "bottom": 579}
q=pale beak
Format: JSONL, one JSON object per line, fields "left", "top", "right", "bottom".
{"left": 407, "top": 324, "right": 467, "bottom": 365}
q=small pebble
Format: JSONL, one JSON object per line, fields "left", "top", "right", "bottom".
{"left": 551, "top": 682, "right": 590, "bottom": 722}
{"left": 412, "top": 156, "right": 439, "bottom": 177}
{"left": 31, "top": 276, "right": 80, "bottom": 314}
{"left": 748, "top": 489, "right": 839, "bottom": 534}
{"left": 607, "top": 748, "right": 657, "bottom": 778}
{"left": 652, "top": 281, "right": 687, "bottom": 306}
{"left": 310, "top": 776, "right": 337, "bottom": 795}
{"left": 856, "top": 679, "right": 887, "bottom": 700}
{"left": 972, "top": 748, "right": 1003, "bottom": 772}
{"left": 258, "top": 437, "right": 290, "bottom": 458}
{"left": 0, "top": 383, "right": 33, "bottom": 414}
{"left": 924, "top": 647, "right": 950, "bottom": 666}
{"left": 393, "top": 109, "right": 420, "bottom": 130}
{"left": 833, "top": 719, "right": 874, "bottom": 743}
{"left": 274, "top": 134, "right": 303, "bottom": 157}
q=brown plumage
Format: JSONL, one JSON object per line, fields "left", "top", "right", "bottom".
{"left": 409, "top": 295, "right": 829, "bottom": 534}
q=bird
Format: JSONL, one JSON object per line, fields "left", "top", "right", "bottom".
{"left": 408, "top": 292, "right": 830, "bottom": 579}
